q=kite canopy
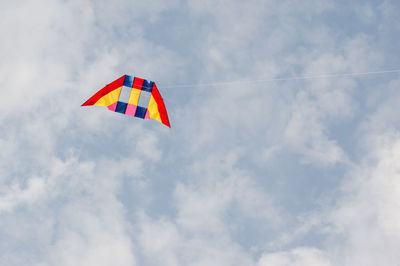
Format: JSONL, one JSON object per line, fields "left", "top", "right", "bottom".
{"left": 82, "top": 75, "right": 170, "bottom": 127}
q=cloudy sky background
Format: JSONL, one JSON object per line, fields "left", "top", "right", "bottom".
{"left": 1, "top": 0, "right": 400, "bottom": 265}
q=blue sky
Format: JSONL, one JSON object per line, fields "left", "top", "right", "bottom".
{"left": 1, "top": 0, "right": 400, "bottom": 265}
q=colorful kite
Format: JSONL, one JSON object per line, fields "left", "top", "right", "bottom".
{"left": 82, "top": 75, "right": 170, "bottom": 127}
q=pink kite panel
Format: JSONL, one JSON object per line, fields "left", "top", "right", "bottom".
{"left": 125, "top": 104, "right": 137, "bottom": 116}
{"left": 107, "top": 102, "right": 118, "bottom": 112}
{"left": 144, "top": 110, "right": 150, "bottom": 119}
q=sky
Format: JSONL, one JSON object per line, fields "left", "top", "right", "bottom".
{"left": 1, "top": 0, "right": 400, "bottom": 265}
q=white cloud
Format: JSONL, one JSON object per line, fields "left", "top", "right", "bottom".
{"left": 0, "top": 177, "right": 45, "bottom": 212}
{"left": 137, "top": 212, "right": 256, "bottom": 266}
{"left": 47, "top": 197, "right": 137, "bottom": 266}
{"left": 258, "top": 247, "right": 332, "bottom": 266}
{"left": 326, "top": 133, "right": 400, "bottom": 266}
{"left": 283, "top": 90, "right": 348, "bottom": 165}
{"left": 1, "top": 0, "right": 400, "bottom": 265}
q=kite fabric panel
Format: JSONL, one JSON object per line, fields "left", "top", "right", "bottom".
{"left": 82, "top": 75, "right": 170, "bottom": 127}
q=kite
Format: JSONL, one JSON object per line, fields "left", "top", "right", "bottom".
{"left": 82, "top": 75, "right": 170, "bottom": 127}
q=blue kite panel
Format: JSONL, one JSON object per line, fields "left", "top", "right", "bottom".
{"left": 135, "top": 106, "right": 147, "bottom": 119}
{"left": 141, "top": 80, "right": 153, "bottom": 92}
{"left": 123, "top": 75, "right": 134, "bottom": 88}
{"left": 115, "top": 101, "right": 128, "bottom": 114}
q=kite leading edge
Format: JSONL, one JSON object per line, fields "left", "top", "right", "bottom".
{"left": 82, "top": 75, "right": 170, "bottom": 128}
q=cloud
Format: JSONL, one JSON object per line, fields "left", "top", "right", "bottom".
{"left": 326, "top": 134, "right": 400, "bottom": 265}
{"left": 258, "top": 247, "right": 332, "bottom": 266}
{"left": 47, "top": 195, "right": 137, "bottom": 266}
{"left": 0, "top": 177, "right": 45, "bottom": 212}
{"left": 2, "top": 0, "right": 400, "bottom": 265}
{"left": 137, "top": 212, "right": 256, "bottom": 266}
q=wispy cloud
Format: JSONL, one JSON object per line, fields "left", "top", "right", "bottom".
{"left": 1, "top": 0, "right": 400, "bottom": 265}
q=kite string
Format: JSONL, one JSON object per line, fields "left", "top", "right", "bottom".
{"left": 155, "top": 68, "right": 400, "bottom": 89}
